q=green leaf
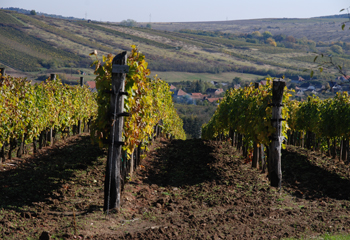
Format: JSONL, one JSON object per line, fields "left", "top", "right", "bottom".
{"left": 342, "top": 23, "right": 346, "bottom": 30}
{"left": 340, "top": 8, "right": 345, "bottom": 12}
{"left": 310, "top": 70, "right": 314, "bottom": 78}
{"left": 313, "top": 56, "right": 318, "bottom": 62}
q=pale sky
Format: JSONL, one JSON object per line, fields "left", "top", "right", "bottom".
{"left": 0, "top": 0, "right": 348, "bottom": 23}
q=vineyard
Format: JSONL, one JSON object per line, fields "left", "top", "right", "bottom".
{"left": 202, "top": 78, "right": 350, "bottom": 187}
{"left": 202, "top": 80, "right": 350, "bottom": 161}
{"left": 0, "top": 46, "right": 186, "bottom": 215}
{"left": 0, "top": 73, "right": 97, "bottom": 160}
{"left": 90, "top": 45, "right": 186, "bottom": 155}
{"left": 1, "top": 31, "right": 350, "bottom": 238}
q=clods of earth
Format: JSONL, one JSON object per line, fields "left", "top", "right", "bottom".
{"left": 1, "top": 134, "right": 350, "bottom": 239}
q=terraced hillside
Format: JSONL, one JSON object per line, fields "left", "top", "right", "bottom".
{"left": 0, "top": 9, "right": 349, "bottom": 83}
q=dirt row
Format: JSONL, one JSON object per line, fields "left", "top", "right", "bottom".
{"left": 1, "top": 135, "right": 350, "bottom": 239}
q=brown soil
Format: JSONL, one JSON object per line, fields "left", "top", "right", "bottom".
{"left": 1, "top": 135, "right": 350, "bottom": 239}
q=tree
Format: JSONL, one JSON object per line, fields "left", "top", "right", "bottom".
{"left": 251, "top": 31, "right": 262, "bottom": 38}
{"left": 262, "top": 31, "right": 273, "bottom": 39}
{"left": 330, "top": 45, "right": 343, "bottom": 54}
{"left": 274, "top": 34, "right": 286, "bottom": 42}
{"left": 266, "top": 38, "right": 277, "bottom": 47}
{"left": 232, "top": 77, "right": 242, "bottom": 85}
{"left": 285, "top": 36, "right": 296, "bottom": 43}
{"left": 195, "top": 79, "right": 205, "bottom": 93}
{"left": 30, "top": 10, "right": 36, "bottom": 15}
{"left": 120, "top": 19, "right": 137, "bottom": 27}
{"left": 146, "top": 23, "right": 152, "bottom": 29}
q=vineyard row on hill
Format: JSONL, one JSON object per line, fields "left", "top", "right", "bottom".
{"left": 202, "top": 80, "right": 350, "bottom": 185}
{"left": 91, "top": 45, "right": 186, "bottom": 156}
{"left": 202, "top": 79, "right": 291, "bottom": 147}
{"left": 287, "top": 93, "right": 350, "bottom": 160}
{"left": 0, "top": 74, "right": 97, "bottom": 160}
{"left": 0, "top": 46, "right": 186, "bottom": 164}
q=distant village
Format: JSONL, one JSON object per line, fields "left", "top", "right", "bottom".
{"left": 82, "top": 74, "right": 350, "bottom": 105}
{"left": 170, "top": 83, "right": 224, "bottom": 105}
{"left": 292, "top": 75, "right": 350, "bottom": 98}
{"left": 170, "top": 74, "right": 350, "bottom": 105}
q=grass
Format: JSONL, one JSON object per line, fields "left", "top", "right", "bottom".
{"left": 284, "top": 234, "right": 350, "bottom": 240}
{"left": 0, "top": 10, "right": 24, "bottom": 25}
{"left": 75, "top": 21, "right": 176, "bottom": 50}
{"left": 1, "top": 9, "right": 348, "bottom": 81}
{"left": 151, "top": 71, "right": 265, "bottom": 83}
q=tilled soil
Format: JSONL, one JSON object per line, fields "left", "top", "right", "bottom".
{"left": 1, "top": 135, "right": 350, "bottom": 239}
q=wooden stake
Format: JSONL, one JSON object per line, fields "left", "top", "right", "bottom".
{"left": 104, "top": 52, "right": 128, "bottom": 212}
{"left": 269, "top": 79, "right": 285, "bottom": 188}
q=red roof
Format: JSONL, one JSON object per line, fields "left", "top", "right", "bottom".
{"left": 170, "top": 84, "right": 176, "bottom": 90}
{"left": 207, "top": 97, "right": 222, "bottom": 103}
{"left": 176, "top": 89, "right": 188, "bottom": 96}
{"left": 191, "top": 93, "right": 203, "bottom": 99}
{"left": 86, "top": 81, "right": 96, "bottom": 89}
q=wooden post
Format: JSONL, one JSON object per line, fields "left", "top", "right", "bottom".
{"left": 130, "top": 150, "right": 134, "bottom": 176}
{"left": 0, "top": 67, "right": 5, "bottom": 80}
{"left": 332, "top": 138, "right": 337, "bottom": 159}
{"left": 342, "top": 138, "right": 348, "bottom": 161}
{"left": 260, "top": 144, "right": 266, "bottom": 173}
{"left": 8, "top": 139, "right": 17, "bottom": 159}
{"left": 252, "top": 82, "right": 260, "bottom": 168}
{"left": 252, "top": 143, "right": 259, "bottom": 168}
{"left": 78, "top": 77, "right": 84, "bottom": 134}
{"left": 268, "top": 79, "right": 285, "bottom": 188}
{"left": 137, "top": 144, "right": 141, "bottom": 166}
{"left": 33, "top": 137, "right": 37, "bottom": 155}
{"left": 49, "top": 74, "right": 56, "bottom": 146}
{"left": 104, "top": 51, "right": 129, "bottom": 212}
{"left": 0, "top": 145, "right": 5, "bottom": 163}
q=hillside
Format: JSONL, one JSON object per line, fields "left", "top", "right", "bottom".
{"left": 0, "top": 9, "right": 349, "bottom": 84}
{"left": 147, "top": 16, "right": 350, "bottom": 43}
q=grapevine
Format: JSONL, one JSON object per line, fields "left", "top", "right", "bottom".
{"left": 0, "top": 74, "right": 97, "bottom": 148}
{"left": 90, "top": 45, "right": 186, "bottom": 155}
{"left": 202, "top": 78, "right": 292, "bottom": 149}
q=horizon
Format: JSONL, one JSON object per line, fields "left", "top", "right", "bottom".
{"left": 0, "top": 0, "right": 348, "bottom": 23}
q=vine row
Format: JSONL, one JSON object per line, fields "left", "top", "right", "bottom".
{"left": 90, "top": 45, "right": 186, "bottom": 156}
{"left": 0, "top": 74, "right": 97, "bottom": 160}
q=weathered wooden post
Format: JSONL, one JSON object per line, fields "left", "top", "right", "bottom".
{"left": 0, "top": 60, "right": 5, "bottom": 157}
{"left": 78, "top": 77, "right": 84, "bottom": 134}
{"left": 268, "top": 79, "right": 285, "bottom": 188}
{"left": 130, "top": 150, "right": 134, "bottom": 176}
{"left": 260, "top": 144, "right": 266, "bottom": 173}
{"left": 252, "top": 82, "right": 260, "bottom": 169}
{"left": 342, "top": 138, "right": 348, "bottom": 161}
{"left": 49, "top": 74, "right": 56, "bottom": 146}
{"left": 104, "top": 51, "right": 129, "bottom": 212}
{"left": 0, "top": 67, "right": 5, "bottom": 80}
{"left": 0, "top": 65, "right": 4, "bottom": 156}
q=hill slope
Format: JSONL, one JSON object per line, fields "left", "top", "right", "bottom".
{"left": 0, "top": 9, "right": 349, "bottom": 83}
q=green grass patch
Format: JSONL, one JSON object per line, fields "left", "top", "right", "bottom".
{"left": 75, "top": 21, "right": 176, "bottom": 50}
{"left": 152, "top": 71, "right": 264, "bottom": 83}
{"left": 0, "top": 10, "right": 24, "bottom": 25}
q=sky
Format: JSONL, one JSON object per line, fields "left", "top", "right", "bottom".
{"left": 0, "top": 0, "right": 349, "bottom": 23}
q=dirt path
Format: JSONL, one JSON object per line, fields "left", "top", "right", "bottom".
{"left": 1, "top": 136, "right": 350, "bottom": 239}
